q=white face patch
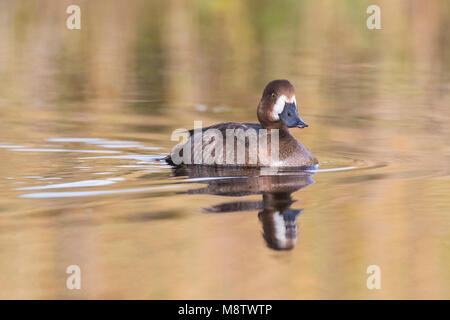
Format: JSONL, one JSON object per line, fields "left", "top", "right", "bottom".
{"left": 271, "top": 95, "right": 296, "bottom": 120}
{"left": 272, "top": 211, "right": 287, "bottom": 243}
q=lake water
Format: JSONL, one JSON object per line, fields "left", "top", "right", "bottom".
{"left": 0, "top": 0, "right": 449, "bottom": 299}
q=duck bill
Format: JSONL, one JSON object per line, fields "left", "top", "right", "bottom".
{"left": 279, "top": 103, "right": 309, "bottom": 128}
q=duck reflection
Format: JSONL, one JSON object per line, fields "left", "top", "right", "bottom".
{"left": 171, "top": 166, "right": 314, "bottom": 250}
{"left": 259, "top": 193, "right": 303, "bottom": 250}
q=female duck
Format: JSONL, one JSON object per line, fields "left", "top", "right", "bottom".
{"left": 168, "top": 79, "right": 318, "bottom": 168}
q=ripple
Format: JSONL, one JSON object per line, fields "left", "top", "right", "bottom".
{"left": 47, "top": 138, "right": 161, "bottom": 150}
{"left": 12, "top": 148, "right": 121, "bottom": 154}
{"left": 17, "top": 178, "right": 125, "bottom": 190}
{"left": 0, "top": 145, "right": 25, "bottom": 148}
{"left": 20, "top": 184, "right": 195, "bottom": 199}
{"left": 79, "top": 154, "right": 164, "bottom": 161}
{"left": 305, "top": 166, "right": 357, "bottom": 173}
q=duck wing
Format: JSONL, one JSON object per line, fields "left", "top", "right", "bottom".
{"left": 167, "top": 122, "right": 264, "bottom": 166}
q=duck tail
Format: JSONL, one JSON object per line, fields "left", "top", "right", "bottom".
{"left": 164, "top": 155, "right": 175, "bottom": 166}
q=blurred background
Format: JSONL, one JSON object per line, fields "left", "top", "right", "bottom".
{"left": 0, "top": 0, "right": 449, "bottom": 299}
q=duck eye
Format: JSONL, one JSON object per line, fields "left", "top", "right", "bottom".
{"left": 271, "top": 93, "right": 277, "bottom": 99}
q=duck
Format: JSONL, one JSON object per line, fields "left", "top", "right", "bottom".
{"left": 167, "top": 79, "right": 318, "bottom": 168}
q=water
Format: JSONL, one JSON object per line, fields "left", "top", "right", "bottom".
{"left": 0, "top": 0, "right": 449, "bottom": 299}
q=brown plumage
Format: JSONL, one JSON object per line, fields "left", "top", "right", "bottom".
{"left": 167, "top": 79, "right": 318, "bottom": 168}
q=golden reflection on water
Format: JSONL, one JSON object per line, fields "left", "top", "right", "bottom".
{"left": 0, "top": 0, "right": 449, "bottom": 299}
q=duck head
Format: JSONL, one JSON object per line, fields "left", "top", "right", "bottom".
{"left": 257, "top": 79, "right": 308, "bottom": 129}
